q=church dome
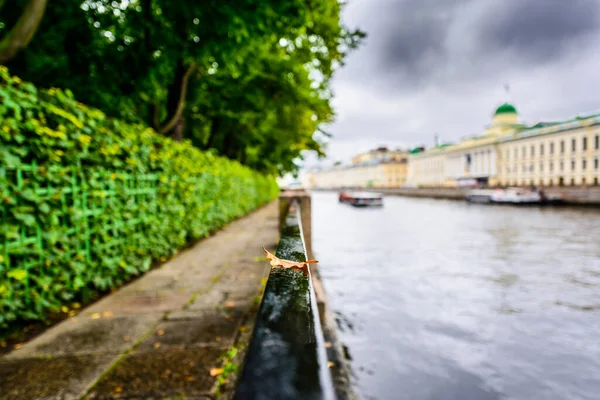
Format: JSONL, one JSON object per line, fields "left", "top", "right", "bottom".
{"left": 495, "top": 103, "right": 517, "bottom": 115}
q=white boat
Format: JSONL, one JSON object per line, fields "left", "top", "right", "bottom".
{"left": 466, "top": 187, "right": 559, "bottom": 205}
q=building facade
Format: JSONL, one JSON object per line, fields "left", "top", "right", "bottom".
{"left": 306, "top": 149, "right": 409, "bottom": 189}
{"left": 407, "top": 104, "right": 600, "bottom": 187}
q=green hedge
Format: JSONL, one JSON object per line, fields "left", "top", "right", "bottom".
{"left": 0, "top": 67, "right": 279, "bottom": 328}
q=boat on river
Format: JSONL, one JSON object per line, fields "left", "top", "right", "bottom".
{"left": 339, "top": 191, "right": 383, "bottom": 207}
{"left": 465, "top": 187, "right": 562, "bottom": 205}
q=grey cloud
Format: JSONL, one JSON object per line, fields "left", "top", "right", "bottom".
{"left": 479, "top": 0, "right": 600, "bottom": 63}
{"left": 381, "top": 0, "right": 470, "bottom": 78}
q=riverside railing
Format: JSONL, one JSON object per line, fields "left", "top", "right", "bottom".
{"left": 234, "top": 197, "right": 335, "bottom": 400}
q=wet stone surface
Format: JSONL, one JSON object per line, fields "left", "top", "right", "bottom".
{"left": 85, "top": 347, "right": 225, "bottom": 400}
{"left": 0, "top": 354, "right": 116, "bottom": 400}
{"left": 137, "top": 311, "right": 243, "bottom": 350}
{"left": 0, "top": 202, "right": 279, "bottom": 399}
{"left": 7, "top": 314, "right": 161, "bottom": 359}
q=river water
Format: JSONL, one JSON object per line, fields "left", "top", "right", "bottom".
{"left": 312, "top": 192, "right": 600, "bottom": 400}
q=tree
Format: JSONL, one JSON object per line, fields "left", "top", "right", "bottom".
{"left": 2, "top": 0, "right": 364, "bottom": 175}
{"left": 0, "top": 0, "right": 47, "bottom": 64}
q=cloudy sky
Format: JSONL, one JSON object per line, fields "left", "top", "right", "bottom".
{"left": 302, "top": 0, "right": 600, "bottom": 169}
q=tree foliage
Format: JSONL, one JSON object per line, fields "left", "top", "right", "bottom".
{"left": 1, "top": 0, "right": 364, "bottom": 175}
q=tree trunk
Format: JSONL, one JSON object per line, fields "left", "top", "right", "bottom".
{"left": 0, "top": 0, "right": 47, "bottom": 64}
{"left": 156, "top": 61, "right": 196, "bottom": 137}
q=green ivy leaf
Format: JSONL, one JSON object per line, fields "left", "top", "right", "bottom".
{"left": 7, "top": 269, "right": 27, "bottom": 281}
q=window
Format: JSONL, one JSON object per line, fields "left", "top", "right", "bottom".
{"left": 530, "top": 165, "right": 534, "bottom": 172}
{"left": 549, "top": 161, "right": 553, "bottom": 172}
{"left": 540, "top": 163, "right": 544, "bottom": 172}
{"left": 595, "top": 135, "right": 599, "bottom": 149}
{"left": 583, "top": 137, "right": 588, "bottom": 151}
{"left": 540, "top": 144, "right": 544, "bottom": 156}
{"left": 522, "top": 164, "right": 526, "bottom": 172}
{"left": 571, "top": 160, "right": 576, "bottom": 170}
{"left": 571, "top": 178, "right": 575, "bottom": 186}
{"left": 572, "top": 138, "right": 576, "bottom": 152}
{"left": 583, "top": 159, "right": 587, "bottom": 170}
{"left": 560, "top": 141, "right": 565, "bottom": 153}
{"left": 531, "top": 145, "right": 535, "bottom": 156}
{"left": 594, "top": 177, "right": 599, "bottom": 186}
{"left": 550, "top": 142, "right": 554, "bottom": 154}
{"left": 522, "top": 147, "right": 526, "bottom": 157}
{"left": 595, "top": 158, "right": 599, "bottom": 170}
{"left": 560, "top": 161, "right": 564, "bottom": 171}
{"left": 582, "top": 178, "right": 586, "bottom": 185}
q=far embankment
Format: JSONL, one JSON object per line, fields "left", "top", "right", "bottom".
{"left": 310, "top": 186, "right": 600, "bottom": 205}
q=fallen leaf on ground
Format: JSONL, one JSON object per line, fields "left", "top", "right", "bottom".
{"left": 13, "top": 343, "right": 22, "bottom": 350}
{"left": 157, "top": 329, "right": 165, "bottom": 336}
{"left": 123, "top": 336, "right": 130, "bottom": 342}
{"left": 114, "top": 387, "right": 122, "bottom": 393}
{"left": 154, "top": 342, "right": 161, "bottom": 348}
{"left": 91, "top": 313, "right": 101, "bottom": 320}
{"left": 210, "top": 368, "right": 224, "bottom": 377}
{"left": 224, "top": 301, "right": 235, "bottom": 308}
{"left": 328, "top": 361, "right": 335, "bottom": 368}
{"left": 61, "top": 306, "right": 69, "bottom": 313}
{"left": 239, "top": 326, "right": 248, "bottom": 332}
{"left": 102, "top": 311, "right": 113, "bottom": 318}
{"left": 215, "top": 336, "right": 221, "bottom": 342}
{"left": 185, "top": 376, "right": 196, "bottom": 382}
{"left": 262, "top": 247, "right": 318, "bottom": 270}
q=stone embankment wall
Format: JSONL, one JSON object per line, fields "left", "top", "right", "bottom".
{"left": 312, "top": 187, "right": 600, "bottom": 205}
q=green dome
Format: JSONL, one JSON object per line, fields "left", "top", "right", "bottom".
{"left": 495, "top": 103, "right": 517, "bottom": 115}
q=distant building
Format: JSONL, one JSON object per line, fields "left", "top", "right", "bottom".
{"left": 351, "top": 147, "right": 406, "bottom": 165}
{"left": 306, "top": 149, "right": 409, "bottom": 189}
{"left": 407, "top": 104, "right": 600, "bottom": 187}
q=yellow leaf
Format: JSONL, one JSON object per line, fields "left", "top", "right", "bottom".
{"left": 154, "top": 342, "right": 161, "bottom": 348}
{"left": 114, "top": 386, "right": 122, "bottom": 393}
{"left": 185, "top": 376, "right": 196, "bottom": 382}
{"left": 91, "top": 313, "right": 101, "bottom": 320}
{"left": 61, "top": 306, "right": 69, "bottom": 313}
{"left": 157, "top": 329, "right": 165, "bottom": 336}
{"left": 328, "top": 361, "right": 334, "bottom": 368}
{"left": 72, "top": 302, "right": 81, "bottom": 309}
{"left": 209, "top": 368, "right": 224, "bottom": 377}
{"left": 102, "top": 311, "right": 113, "bottom": 318}
{"left": 263, "top": 247, "right": 318, "bottom": 270}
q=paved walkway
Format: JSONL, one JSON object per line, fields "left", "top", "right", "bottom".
{"left": 0, "top": 202, "right": 279, "bottom": 400}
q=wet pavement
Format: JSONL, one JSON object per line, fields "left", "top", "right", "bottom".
{"left": 0, "top": 202, "right": 279, "bottom": 400}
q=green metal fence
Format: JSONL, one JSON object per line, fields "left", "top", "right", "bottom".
{"left": 0, "top": 163, "right": 274, "bottom": 325}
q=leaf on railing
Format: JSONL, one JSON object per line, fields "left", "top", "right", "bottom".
{"left": 262, "top": 246, "right": 318, "bottom": 270}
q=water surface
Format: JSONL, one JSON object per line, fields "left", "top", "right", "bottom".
{"left": 312, "top": 192, "right": 600, "bottom": 400}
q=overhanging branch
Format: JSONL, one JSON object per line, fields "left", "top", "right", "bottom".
{"left": 0, "top": 0, "right": 47, "bottom": 64}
